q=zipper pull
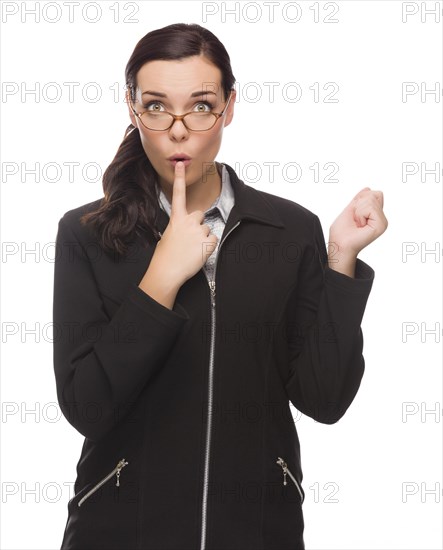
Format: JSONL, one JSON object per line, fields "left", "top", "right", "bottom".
{"left": 276, "top": 457, "right": 288, "bottom": 486}
{"left": 115, "top": 459, "right": 128, "bottom": 487}
{"left": 209, "top": 280, "right": 216, "bottom": 306}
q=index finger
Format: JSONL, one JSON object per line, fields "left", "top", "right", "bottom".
{"left": 352, "top": 187, "right": 371, "bottom": 202}
{"left": 170, "top": 161, "right": 187, "bottom": 218}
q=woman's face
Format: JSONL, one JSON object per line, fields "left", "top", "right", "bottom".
{"left": 126, "top": 55, "right": 236, "bottom": 192}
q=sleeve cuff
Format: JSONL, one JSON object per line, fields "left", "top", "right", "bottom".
{"left": 324, "top": 258, "right": 375, "bottom": 294}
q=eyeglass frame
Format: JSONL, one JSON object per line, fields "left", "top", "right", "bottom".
{"left": 128, "top": 89, "right": 234, "bottom": 132}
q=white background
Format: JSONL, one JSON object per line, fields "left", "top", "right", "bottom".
{"left": 1, "top": 1, "right": 442, "bottom": 549}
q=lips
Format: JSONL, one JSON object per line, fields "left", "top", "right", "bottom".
{"left": 167, "top": 154, "right": 191, "bottom": 161}
{"left": 168, "top": 154, "right": 192, "bottom": 168}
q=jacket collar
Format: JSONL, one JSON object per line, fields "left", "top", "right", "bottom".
{"left": 222, "top": 162, "right": 285, "bottom": 230}
{"left": 156, "top": 162, "right": 285, "bottom": 235}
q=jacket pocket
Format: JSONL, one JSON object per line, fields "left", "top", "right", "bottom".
{"left": 276, "top": 456, "right": 304, "bottom": 504}
{"left": 77, "top": 458, "right": 129, "bottom": 508}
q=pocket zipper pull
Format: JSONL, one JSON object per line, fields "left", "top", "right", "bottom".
{"left": 77, "top": 458, "right": 129, "bottom": 508}
{"left": 115, "top": 459, "right": 129, "bottom": 487}
{"left": 276, "top": 457, "right": 288, "bottom": 486}
{"left": 276, "top": 456, "right": 304, "bottom": 503}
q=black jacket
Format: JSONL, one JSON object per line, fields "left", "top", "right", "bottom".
{"left": 53, "top": 162, "right": 374, "bottom": 550}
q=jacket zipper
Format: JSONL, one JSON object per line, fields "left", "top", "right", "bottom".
{"left": 200, "top": 220, "right": 241, "bottom": 550}
{"left": 77, "top": 458, "right": 129, "bottom": 507}
{"left": 276, "top": 456, "right": 304, "bottom": 503}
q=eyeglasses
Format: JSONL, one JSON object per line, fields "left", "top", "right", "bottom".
{"left": 129, "top": 90, "right": 233, "bottom": 131}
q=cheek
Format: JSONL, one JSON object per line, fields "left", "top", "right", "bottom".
{"left": 139, "top": 132, "right": 160, "bottom": 155}
{"left": 198, "top": 127, "right": 223, "bottom": 151}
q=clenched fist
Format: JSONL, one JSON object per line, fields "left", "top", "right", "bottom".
{"left": 329, "top": 187, "right": 388, "bottom": 257}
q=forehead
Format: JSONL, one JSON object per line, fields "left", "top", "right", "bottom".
{"left": 135, "top": 56, "right": 223, "bottom": 98}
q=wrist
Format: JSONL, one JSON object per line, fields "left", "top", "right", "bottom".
{"left": 149, "top": 255, "right": 183, "bottom": 291}
{"left": 327, "top": 240, "right": 357, "bottom": 278}
{"left": 150, "top": 246, "right": 185, "bottom": 287}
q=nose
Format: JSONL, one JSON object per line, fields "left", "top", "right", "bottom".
{"left": 168, "top": 117, "right": 189, "bottom": 140}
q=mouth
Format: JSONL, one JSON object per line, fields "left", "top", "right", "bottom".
{"left": 168, "top": 155, "right": 192, "bottom": 167}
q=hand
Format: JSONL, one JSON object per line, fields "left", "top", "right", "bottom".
{"left": 328, "top": 187, "right": 388, "bottom": 258}
{"left": 152, "top": 161, "right": 218, "bottom": 285}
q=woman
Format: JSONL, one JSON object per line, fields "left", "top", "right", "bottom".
{"left": 53, "top": 22, "right": 388, "bottom": 550}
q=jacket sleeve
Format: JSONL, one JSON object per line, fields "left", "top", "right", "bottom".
{"left": 52, "top": 216, "right": 189, "bottom": 442}
{"left": 284, "top": 214, "right": 374, "bottom": 424}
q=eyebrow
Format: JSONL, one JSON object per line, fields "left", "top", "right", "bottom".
{"left": 141, "top": 90, "right": 217, "bottom": 98}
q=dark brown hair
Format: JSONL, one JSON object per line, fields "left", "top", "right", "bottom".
{"left": 79, "top": 23, "right": 236, "bottom": 257}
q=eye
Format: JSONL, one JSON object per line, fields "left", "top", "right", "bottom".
{"left": 142, "top": 100, "right": 214, "bottom": 112}
{"left": 194, "top": 101, "right": 214, "bottom": 112}
{"left": 143, "top": 101, "right": 164, "bottom": 111}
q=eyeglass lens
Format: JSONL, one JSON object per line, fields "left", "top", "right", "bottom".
{"left": 141, "top": 111, "right": 217, "bottom": 131}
